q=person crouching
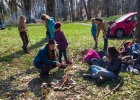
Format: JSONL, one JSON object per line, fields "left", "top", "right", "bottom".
{"left": 33, "top": 40, "right": 61, "bottom": 78}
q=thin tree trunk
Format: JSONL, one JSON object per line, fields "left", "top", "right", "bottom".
{"left": 56, "top": 0, "right": 61, "bottom": 20}
{"left": 135, "top": 0, "right": 140, "bottom": 43}
{"left": 61, "top": 0, "right": 67, "bottom": 21}
{"left": 133, "top": 0, "right": 138, "bottom": 12}
{"left": 106, "top": 0, "right": 110, "bottom": 17}
{"left": 23, "top": 0, "right": 31, "bottom": 23}
{"left": 83, "top": 0, "right": 88, "bottom": 19}
{"left": 46, "top": 0, "right": 55, "bottom": 18}
{"left": 70, "top": 0, "right": 74, "bottom": 21}
{"left": 87, "top": 0, "right": 91, "bottom": 19}
{"left": 80, "top": 0, "right": 83, "bottom": 20}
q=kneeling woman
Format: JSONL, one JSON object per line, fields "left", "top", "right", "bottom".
{"left": 83, "top": 45, "right": 122, "bottom": 79}
{"left": 33, "top": 40, "right": 61, "bottom": 78}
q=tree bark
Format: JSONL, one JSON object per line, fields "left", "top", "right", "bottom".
{"left": 23, "top": 0, "right": 31, "bottom": 23}
{"left": 70, "top": 0, "right": 74, "bottom": 21}
{"left": 83, "top": 0, "right": 88, "bottom": 19}
{"left": 135, "top": 0, "right": 140, "bottom": 43}
{"left": 106, "top": 0, "right": 110, "bottom": 17}
{"left": 46, "top": 0, "right": 55, "bottom": 18}
{"left": 87, "top": 0, "right": 91, "bottom": 19}
{"left": 61, "top": 0, "right": 67, "bottom": 21}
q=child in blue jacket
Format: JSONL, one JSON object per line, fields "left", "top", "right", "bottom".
{"left": 41, "top": 14, "right": 55, "bottom": 40}
{"left": 91, "top": 18, "right": 97, "bottom": 48}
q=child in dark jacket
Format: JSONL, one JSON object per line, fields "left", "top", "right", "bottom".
{"left": 54, "top": 22, "right": 72, "bottom": 65}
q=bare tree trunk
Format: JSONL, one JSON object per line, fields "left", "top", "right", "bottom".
{"left": 61, "top": 0, "right": 67, "bottom": 21}
{"left": 106, "top": 0, "right": 110, "bottom": 17}
{"left": 46, "top": 0, "right": 55, "bottom": 18}
{"left": 133, "top": 0, "right": 138, "bottom": 11}
{"left": 135, "top": 0, "right": 140, "bottom": 43}
{"left": 70, "top": 0, "right": 74, "bottom": 21}
{"left": 23, "top": 0, "right": 31, "bottom": 23}
{"left": 80, "top": 0, "right": 83, "bottom": 20}
{"left": 83, "top": 0, "right": 88, "bottom": 19}
{"left": 87, "top": 0, "right": 91, "bottom": 19}
{"left": 56, "top": 0, "right": 61, "bottom": 20}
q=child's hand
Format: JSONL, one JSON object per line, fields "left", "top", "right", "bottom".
{"left": 56, "top": 62, "right": 61, "bottom": 67}
{"left": 102, "top": 56, "right": 108, "bottom": 62}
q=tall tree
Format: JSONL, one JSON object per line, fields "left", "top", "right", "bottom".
{"left": 83, "top": 0, "right": 88, "bottom": 19}
{"left": 23, "top": 0, "right": 31, "bottom": 23}
{"left": 87, "top": 0, "right": 91, "bottom": 19}
{"left": 0, "top": 0, "right": 8, "bottom": 21}
{"left": 61, "top": 0, "right": 67, "bottom": 21}
{"left": 134, "top": 0, "right": 140, "bottom": 43}
{"left": 46, "top": 0, "right": 55, "bottom": 18}
{"left": 106, "top": 0, "right": 110, "bottom": 17}
{"left": 70, "top": 0, "right": 74, "bottom": 21}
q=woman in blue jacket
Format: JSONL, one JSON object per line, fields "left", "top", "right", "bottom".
{"left": 33, "top": 40, "right": 61, "bottom": 78}
{"left": 41, "top": 14, "right": 55, "bottom": 40}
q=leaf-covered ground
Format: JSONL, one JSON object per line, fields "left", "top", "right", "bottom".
{"left": 0, "top": 22, "right": 140, "bottom": 100}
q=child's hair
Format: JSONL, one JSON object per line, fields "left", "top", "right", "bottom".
{"left": 95, "top": 17, "right": 103, "bottom": 22}
{"left": 91, "top": 18, "right": 95, "bottom": 21}
{"left": 108, "top": 45, "right": 120, "bottom": 62}
{"left": 19, "top": 15, "right": 26, "bottom": 22}
{"left": 40, "top": 14, "right": 50, "bottom": 21}
{"left": 81, "top": 48, "right": 88, "bottom": 56}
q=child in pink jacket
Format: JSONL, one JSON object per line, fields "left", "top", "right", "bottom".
{"left": 81, "top": 49, "right": 101, "bottom": 66}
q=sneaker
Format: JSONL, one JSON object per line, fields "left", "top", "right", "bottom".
{"left": 66, "top": 60, "right": 72, "bottom": 64}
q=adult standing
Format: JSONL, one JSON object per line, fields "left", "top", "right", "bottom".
{"left": 41, "top": 14, "right": 55, "bottom": 40}
{"left": 18, "top": 15, "right": 29, "bottom": 53}
{"left": 95, "top": 17, "right": 110, "bottom": 53}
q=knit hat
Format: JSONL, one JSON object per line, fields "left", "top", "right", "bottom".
{"left": 54, "top": 22, "right": 61, "bottom": 29}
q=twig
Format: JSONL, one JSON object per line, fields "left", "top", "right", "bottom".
{"left": 104, "top": 76, "right": 123, "bottom": 97}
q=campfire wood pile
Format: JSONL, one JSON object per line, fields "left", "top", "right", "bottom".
{"left": 50, "top": 74, "right": 76, "bottom": 91}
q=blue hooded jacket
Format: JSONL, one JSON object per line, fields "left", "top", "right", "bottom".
{"left": 91, "top": 23, "right": 97, "bottom": 36}
{"left": 48, "top": 17, "right": 55, "bottom": 39}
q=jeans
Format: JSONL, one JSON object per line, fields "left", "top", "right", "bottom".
{"left": 103, "top": 27, "right": 110, "bottom": 52}
{"left": 91, "top": 65, "right": 116, "bottom": 78}
{"left": 36, "top": 63, "right": 56, "bottom": 76}
{"left": 99, "top": 59, "right": 108, "bottom": 68}
{"left": 46, "top": 31, "right": 51, "bottom": 41}
{"left": 20, "top": 32, "right": 29, "bottom": 52}
{"left": 86, "top": 58, "right": 101, "bottom": 66}
{"left": 59, "top": 49, "right": 68, "bottom": 63}
{"left": 93, "top": 35, "right": 97, "bottom": 47}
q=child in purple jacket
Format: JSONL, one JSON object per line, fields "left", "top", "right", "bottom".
{"left": 54, "top": 22, "right": 72, "bottom": 65}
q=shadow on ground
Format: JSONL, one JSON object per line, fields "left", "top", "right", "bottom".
{"left": 0, "top": 68, "right": 38, "bottom": 99}
{"left": 28, "top": 68, "right": 65, "bottom": 97}
{"left": 0, "top": 38, "right": 46, "bottom": 62}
